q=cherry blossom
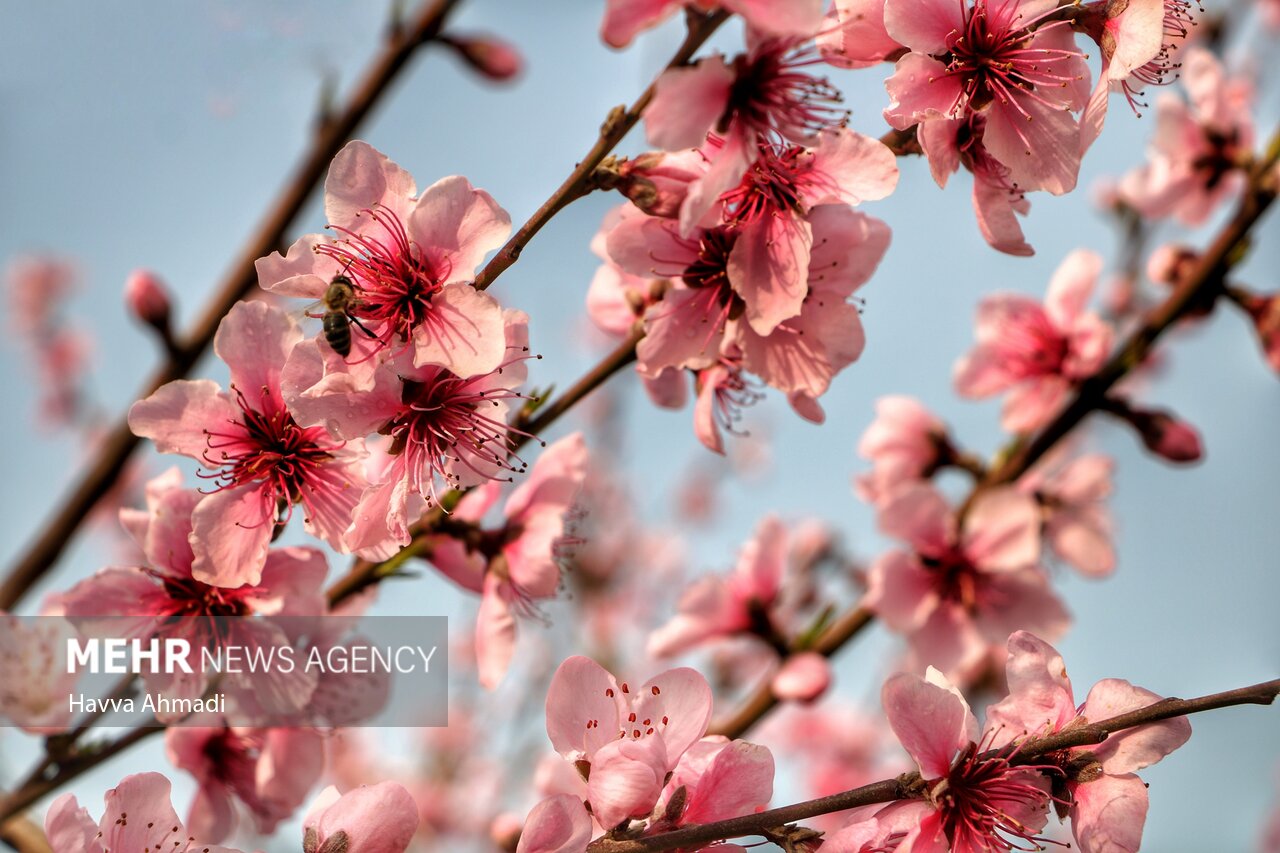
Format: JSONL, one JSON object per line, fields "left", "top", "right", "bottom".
{"left": 52, "top": 468, "right": 327, "bottom": 719}
{"left": 954, "top": 250, "right": 1114, "bottom": 433}
{"left": 864, "top": 483, "right": 1069, "bottom": 680}
{"left": 426, "top": 433, "right": 589, "bottom": 688}
{"left": 129, "top": 301, "right": 365, "bottom": 587}
{"left": 855, "top": 395, "right": 949, "bottom": 505}
{"left": 1018, "top": 451, "right": 1116, "bottom": 576}
{"left": 302, "top": 782, "right": 420, "bottom": 853}
{"left": 166, "top": 725, "right": 324, "bottom": 842}
{"left": 656, "top": 736, "right": 774, "bottom": 827}
{"left": 44, "top": 772, "right": 245, "bottom": 853}
{"left": 985, "top": 631, "right": 1192, "bottom": 853}
{"left": 516, "top": 794, "right": 594, "bottom": 853}
{"left": 283, "top": 309, "right": 534, "bottom": 554}
{"left": 874, "top": 666, "right": 1055, "bottom": 852}
{"left": 818, "top": 0, "right": 902, "bottom": 69}
{"left": 123, "top": 269, "right": 173, "bottom": 333}
{"left": 1118, "top": 48, "right": 1255, "bottom": 226}
{"left": 256, "top": 140, "right": 511, "bottom": 377}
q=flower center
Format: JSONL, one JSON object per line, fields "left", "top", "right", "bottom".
{"left": 723, "top": 41, "right": 848, "bottom": 142}
{"left": 720, "top": 142, "right": 812, "bottom": 225}
{"left": 315, "top": 206, "right": 453, "bottom": 349}
{"left": 931, "top": 741, "right": 1059, "bottom": 852}
{"left": 201, "top": 385, "right": 340, "bottom": 524}
{"left": 922, "top": 549, "right": 984, "bottom": 612}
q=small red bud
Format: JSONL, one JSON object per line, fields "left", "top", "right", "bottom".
{"left": 124, "top": 269, "right": 173, "bottom": 334}
{"left": 443, "top": 34, "right": 522, "bottom": 82}
{"left": 616, "top": 152, "right": 699, "bottom": 219}
{"left": 1136, "top": 409, "right": 1203, "bottom": 463}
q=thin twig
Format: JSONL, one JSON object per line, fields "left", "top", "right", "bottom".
{"left": 588, "top": 678, "right": 1280, "bottom": 853}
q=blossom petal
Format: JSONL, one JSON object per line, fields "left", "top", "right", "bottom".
{"left": 546, "top": 656, "right": 624, "bottom": 761}
{"left": 1069, "top": 772, "right": 1148, "bottom": 853}
{"left": 646, "top": 58, "right": 735, "bottom": 151}
{"left": 1081, "top": 679, "right": 1192, "bottom": 774}
{"left": 516, "top": 794, "right": 593, "bottom": 853}
{"left": 882, "top": 671, "right": 971, "bottom": 778}
{"left": 325, "top": 141, "right": 417, "bottom": 233}
{"left": 408, "top": 175, "right": 512, "bottom": 278}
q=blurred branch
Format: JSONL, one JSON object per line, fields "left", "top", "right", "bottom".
{"left": 0, "top": 0, "right": 466, "bottom": 612}
{"left": 590, "top": 677, "right": 1280, "bottom": 853}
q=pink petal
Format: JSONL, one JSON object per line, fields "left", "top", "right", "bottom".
{"left": 128, "top": 379, "right": 238, "bottom": 460}
{"left": 864, "top": 550, "right": 940, "bottom": 632}
{"left": 985, "top": 631, "right": 1076, "bottom": 739}
{"left": 477, "top": 574, "right": 518, "bottom": 689}
{"left": 736, "top": 297, "right": 864, "bottom": 397}
{"left": 721, "top": 0, "right": 825, "bottom": 38}
{"left": 516, "top": 794, "right": 593, "bottom": 853}
{"left": 808, "top": 128, "right": 901, "bottom": 206}
{"left": 693, "top": 367, "right": 727, "bottom": 455}
{"left": 917, "top": 118, "right": 962, "bottom": 188}
{"left": 600, "top": 0, "right": 683, "bottom": 49}
{"left": 633, "top": 667, "right": 714, "bottom": 766}
{"left": 883, "top": 0, "right": 965, "bottom": 53}
{"left": 189, "top": 483, "right": 273, "bottom": 588}
{"left": 728, "top": 217, "right": 813, "bottom": 335}
{"left": 884, "top": 54, "right": 964, "bottom": 129}
{"left": 587, "top": 738, "right": 666, "bottom": 829}
{"left": 678, "top": 130, "right": 752, "bottom": 234}
{"left": 972, "top": 176, "right": 1034, "bottom": 257}
{"left": 876, "top": 482, "right": 952, "bottom": 556}
{"left": 98, "top": 774, "right": 189, "bottom": 853}
{"left": 308, "top": 782, "right": 420, "bottom": 853}
{"left": 142, "top": 485, "right": 202, "bottom": 577}
{"left": 1045, "top": 249, "right": 1102, "bottom": 328}
{"left": 636, "top": 289, "right": 725, "bottom": 375}
{"left": 45, "top": 794, "right": 101, "bottom": 853}
{"left": 771, "top": 652, "right": 832, "bottom": 702}
{"left": 647, "top": 576, "right": 739, "bottom": 657}
{"left": 324, "top": 141, "right": 417, "bottom": 233}
{"left": 408, "top": 175, "right": 512, "bottom": 278}
{"left": 806, "top": 206, "right": 893, "bottom": 298}
{"left": 1106, "top": 0, "right": 1165, "bottom": 78}
{"left": 820, "top": 0, "right": 902, "bottom": 69}
{"left": 1069, "top": 772, "right": 1148, "bottom": 853}
{"left": 409, "top": 282, "right": 506, "bottom": 377}
{"left": 546, "top": 656, "right": 624, "bottom": 761}
{"left": 1047, "top": 506, "right": 1116, "bottom": 577}
{"left": 1081, "top": 679, "right": 1192, "bottom": 774}
{"left": 1048, "top": 453, "right": 1114, "bottom": 504}
{"left": 255, "top": 233, "right": 331, "bottom": 299}
{"left": 680, "top": 740, "right": 775, "bottom": 824}
{"left": 1001, "top": 376, "right": 1071, "bottom": 433}
{"left": 215, "top": 301, "right": 301, "bottom": 398}
{"left": 281, "top": 340, "right": 404, "bottom": 439}
{"left": 881, "top": 671, "right": 971, "bottom": 778}
{"left": 645, "top": 58, "right": 735, "bottom": 151}
{"left": 734, "top": 514, "right": 787, "bottom": 603}
{"left": 1064, "top": 312, "right": 1113, "bottom": 378}
{"left": 983, "top": 97, "right": 1082, "bottom": 196}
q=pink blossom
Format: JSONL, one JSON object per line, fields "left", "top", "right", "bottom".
{"left": 658, "top": 736, "right": 774, "bottom": 826}
{"left": 1019, "top": 452, "right": 1116, "bottom": 577}
{"left": 516, "top": 794, "right": 594, "bottom": 853}
{"left": 284, "top": 309, "right": 533, "bottom": 555}
{"left": 954, "top": 250, "right": 1114, "bottom": 433}
{"left": 427, "top": 433, "right": 589, "bottom": 688}
{"left": 166, "top": 725, "right": 324, "bottom": 842}
{"left": 1079, "top": 0, "right": 1197, "bottom": 149}
{"left": 986, "top": 631, "right": 1192, "bottom": 853}
{"left": 130, "top": 301, "right": 365, "bottom": 587}
{"left": 882, "top": 0, "right": 1091, "bottom": 196}
{"left": 601, "top": 0, "right": 825, "bottom": 49}
{"left": 256, "top": 140, "right": 511, "bottom": 377}
{"left": 855, "top": 395, "right": 948, "bottom": 505}
{"left": 645, "top": 37, "right": 851, "bottom": 219}
{"left": 818, "top": 0, "right": 902, "bottom": 68}
{"left": 917, "top": 114, "right": 1035, "bottom": 256}
{"left": 864, "top": 483, "right": 1069, "bottom": 681}
{"left": 770, "top": 651, "right": 831, "bottom": 702}
{"left": 544, "top": 656, "right": 713, "bottom": 771}
{"left": 878, "top": 666, "right": 1055, "bottom": 852}
{"left": 124, "top": 269, "right": 173, "bottom": 331}
{"left": 648, "top": 514, "right": 790, "bottom": 658}
{"left": 1118, "top": 48, "right": 1255, "bottom": 226}
{"left": 302, "top": 782, "right": 420, "bottom": 853}
{"left": 44, "top": 772, "right": 246, "bottom": 853}
{"left": 6, "top": 254, "right": 77, "bottom": 335}
{"left": 53, "top": 469, "right": 327, "bottom": 718}
{"left": 0, "top": 614, "right": 80, "bottom": 733}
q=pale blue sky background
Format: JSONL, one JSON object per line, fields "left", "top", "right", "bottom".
{"left": 1, "top": 1, "right": 1278, "bottom": 850}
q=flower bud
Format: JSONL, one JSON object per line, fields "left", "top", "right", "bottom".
{"left": 615, "top": 153, "right": 698, "bottom": 219}
{"left": 442, "top": 34, "right": 522, "bottom": 82}
{"left": 1133, "top": 408, "right": 1203, "bottom": 463}
{"left": 771, "top": 652, "right": 832, "bottom": 703}
{"left": 124, "top": 269, "right": 173, "bottom": 334}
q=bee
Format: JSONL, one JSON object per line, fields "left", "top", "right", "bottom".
{"left": 311, "top": 275, "right": 374, "bottom": 358}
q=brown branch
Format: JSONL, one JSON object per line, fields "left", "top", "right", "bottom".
{"left": 0, "top": 0, "right": 465, "bottom": 612}
{"left": 471, "top": 11, "right": 731, "bottom": 292}
{"left": 589, "top": 678, "right": 1280, "bottom": 853}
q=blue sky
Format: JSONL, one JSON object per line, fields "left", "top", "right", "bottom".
{"left": 1, "top": 1, "right": 1278, "bottom": 850}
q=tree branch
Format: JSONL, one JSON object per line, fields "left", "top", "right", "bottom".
{"left": 589, "top": 678, "right": 1280, "bottom": 853}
